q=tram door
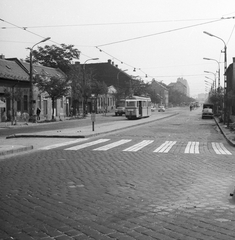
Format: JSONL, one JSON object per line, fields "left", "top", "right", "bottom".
{"left": 139, "top": 101, "right": 142, "bottom": 116}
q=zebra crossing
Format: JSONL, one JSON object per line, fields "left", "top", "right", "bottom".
{"left": 40, "top": 138, "right": 233, "bottom": 155}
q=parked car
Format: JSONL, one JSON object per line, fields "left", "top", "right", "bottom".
{"left": 151, "top": 106, "right": 156, "bottom": 112}
{"left": 202, "top": 103, "right": 214, "bottom": 119}
{"left": 158, "top": 106, "right": 165, "bottom": 112}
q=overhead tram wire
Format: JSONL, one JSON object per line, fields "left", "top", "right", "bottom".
{"left": 0, "top": 17, "right": 222, "bottom": 29}
{"left": 96, "top": 17, "right": 234, "bottom": 47}
{"left": 0, "top": 18, "right": 95, "bottom": 60}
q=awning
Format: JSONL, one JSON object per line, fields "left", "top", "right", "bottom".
{"left": 0, "top": 100, "right": 6, "bottom": 108}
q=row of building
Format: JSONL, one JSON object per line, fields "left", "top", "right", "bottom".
{"left": 0, "top": 55, "right": 191, "bottom": 122}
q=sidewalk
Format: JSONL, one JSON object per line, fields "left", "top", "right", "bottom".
{"left": 0, "top": 111, "right": 179, "bottom": 157}
{"left": 214, "top": 117, "right": 235, "bottom": 147}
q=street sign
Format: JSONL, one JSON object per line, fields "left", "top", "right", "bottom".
{"left": 91, "top": 113, "right": 96, "bottom": 122}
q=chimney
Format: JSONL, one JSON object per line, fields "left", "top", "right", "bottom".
{"left": 115, "top": 64, "right": 118, "bottom": 68}
{"left": 0, "top": 54, "right": 5, "bottom": 59}
{"left": 233, "top": 57, "right": 235, "bottom": 63}
{"left": 108, "top": 59, "right": 111, "bottom": 64}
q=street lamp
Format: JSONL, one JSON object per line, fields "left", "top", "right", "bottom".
{"left": 204, "top": 71, "right": 216, "bottom": 91}
{"left": 203, "top": 31, "right": 227, "bottom": 124}
{"left": 203, "top": 57, "right": 220, "bottom": 88}
{"left": 82, "top": 58, "right": 99, "bottom": 117}
{"left": 28, "top": 37, "right": 50, "bottom": 122}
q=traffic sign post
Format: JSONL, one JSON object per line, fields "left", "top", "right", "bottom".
{"left": 90, "top": 94, "right": 96, "bottom": 131}
{"left": 91, "top": 112, "right": 96, "bottom": 131}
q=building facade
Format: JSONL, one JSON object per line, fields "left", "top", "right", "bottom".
{"left": 225, "top": 57, "right": 235, "bottom": 121}
{"left": 0, "top": 57, "right": 68, "bottom": 122}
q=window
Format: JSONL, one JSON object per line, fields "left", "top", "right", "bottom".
{"left": 23, "top": 95, "right": 28, "bottom": 111}
{"left": 17, "top": 99, "right": 21, "bottom": 111}
{"left": 126, "top": 101, "right": 136, "bottom": 107}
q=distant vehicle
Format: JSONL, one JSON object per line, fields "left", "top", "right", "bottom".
{"left": 202, "top": 103, "right": 214, "bottom": 119}
{"left": 151, "top": 106, "right": 156, "bottom": 112}
{"left": 158, "top": 106, "right": 165, "bottom": 112}
{"left": 125, "top": 95, "right": 151, "bottom": 120}
{"left": 115, "top": 99, "right": 125, "bottom": 116}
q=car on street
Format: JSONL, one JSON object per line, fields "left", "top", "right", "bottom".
{"left": 202, "top": 103, "right": 214, "bottom": 119}
{"left": 158, "top": 105, "right": 165, "bottom": 112}
{"left": 115, "top": 99, "right": 126, "bottom": 116}
{"left": 115, "top": 106, "right": 125, "bottom": 116}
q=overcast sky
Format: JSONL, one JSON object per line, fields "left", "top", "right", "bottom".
{"left": 1, "top": 0, "right": 235, "bottom": 97}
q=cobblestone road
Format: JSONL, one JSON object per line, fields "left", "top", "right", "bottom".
{"left": 1, "top": 109, "right": 235, "bottom": 240}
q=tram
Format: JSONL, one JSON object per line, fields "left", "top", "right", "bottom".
{"left": 125, "top": 95, "right": 151, "bottom": 120}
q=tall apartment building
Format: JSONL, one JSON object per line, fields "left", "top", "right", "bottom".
{"left": 177, "top": 77, "right": 190, "bottom": 97}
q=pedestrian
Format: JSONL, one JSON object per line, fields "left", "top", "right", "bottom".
{"left": 2, "top": 110, "right": 7, "bottom": 126}
{"left": 36, "top": 107, "right": 41, "bottom": 120}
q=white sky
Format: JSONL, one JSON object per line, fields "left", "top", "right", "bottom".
{"left": 1, "top": 0, "right": 235, "bottom": 97}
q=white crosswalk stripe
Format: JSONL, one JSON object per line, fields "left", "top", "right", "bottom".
{"left": 212, "top": 142, "right": 232, "bottom": 155}
{"left": 65, "top": 139, "right": 110, "bottom": 150}
{"left": 93, "top": 139, "right": 132, "bottom": 151}
{"left": 185, "top": 141, "right": 199, "bottom": 154}
{"left": 40, "top": 138, "right": 89, "bottom": 150}
{"left": 153, "top": 141, "right": 176, "bottom": 153}
{"left": 123, "top": 140, "right": 154, "bottom": 152}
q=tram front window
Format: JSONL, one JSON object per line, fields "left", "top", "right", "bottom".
{"left": 126, "top": 101, "right": 136, "bottom": 107}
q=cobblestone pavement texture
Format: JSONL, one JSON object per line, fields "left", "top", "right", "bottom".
{"left": 0, "top": 108, "right": 235, "bottom": 240}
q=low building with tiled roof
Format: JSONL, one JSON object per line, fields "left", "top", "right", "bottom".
{"left": 0, "top": 56, "right": 68, "bottom": 123}
{"left": 0, "top": 57, "right": 29, "bottom": 87}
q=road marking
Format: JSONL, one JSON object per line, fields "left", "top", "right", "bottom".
{"left": 65, "top": 139, "right": 110, "bottom": 150}
{"left": 153, "top": 141, "right": 176, "bottom": 153}
{"left": 212, "top": 142, "right": 232, "bottom": 155}
{"left": 61, "top": 138, "right": 233, "bottom": 155}
{"left": 123, "top": 140, "right": 154, "bottom": 152}
{"left": 40, "top": 138, "right": 89, "bottom": 150}
{"left": 185, "top": 141, "right": 199, "bottom": 154}
{"left": 93, "top": 139, "right": 132, "bottom": 151}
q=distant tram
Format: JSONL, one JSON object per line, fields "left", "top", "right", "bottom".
{"left": 125, "top": 95, "right": 151, "bottom": 120}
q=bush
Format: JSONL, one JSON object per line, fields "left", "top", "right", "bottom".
{"left": 229, "top": 122, "right": 235, "bottom": 131}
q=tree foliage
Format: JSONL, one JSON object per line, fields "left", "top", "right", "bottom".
{"left": 35, "top": 73, "right": 70, "bottom": 119}
{"left": 28, "top": 44, "right": 81, "bottom": 74}
{"left": 169, "top": 88, "right": 195, "bottom": 106}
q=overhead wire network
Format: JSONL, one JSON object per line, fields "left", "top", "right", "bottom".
{"left": 94, "top": 16, "right": 235, "bottom": 80}
{"left": 1, "top": 16, "right": 235, "bottom": 82}
{"left": 0, "top": 17, "right": 224, "bottom": 29}
{"left": 0, "top": 18, "right": 94, "bottom": 59}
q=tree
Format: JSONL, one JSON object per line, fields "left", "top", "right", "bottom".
{"left": 208, "top": 87, "right": 224, "bottom": 115}
{"left": 91, "top": 80, "right": 108, "bottom": 113}
{"left": 35, "top": 72, "right": 70, "bottom": 120}
{"left": 132, "top": 79, "right": 149, "bottom": 96}
{"left": 168, "top": 88, "right": 195, "bottom": 106}
{"left": 68, "top": 64, "right": 83, "bottom": 115}
{"left": 27, "top": 44, "right": 81, "bottom": 74}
